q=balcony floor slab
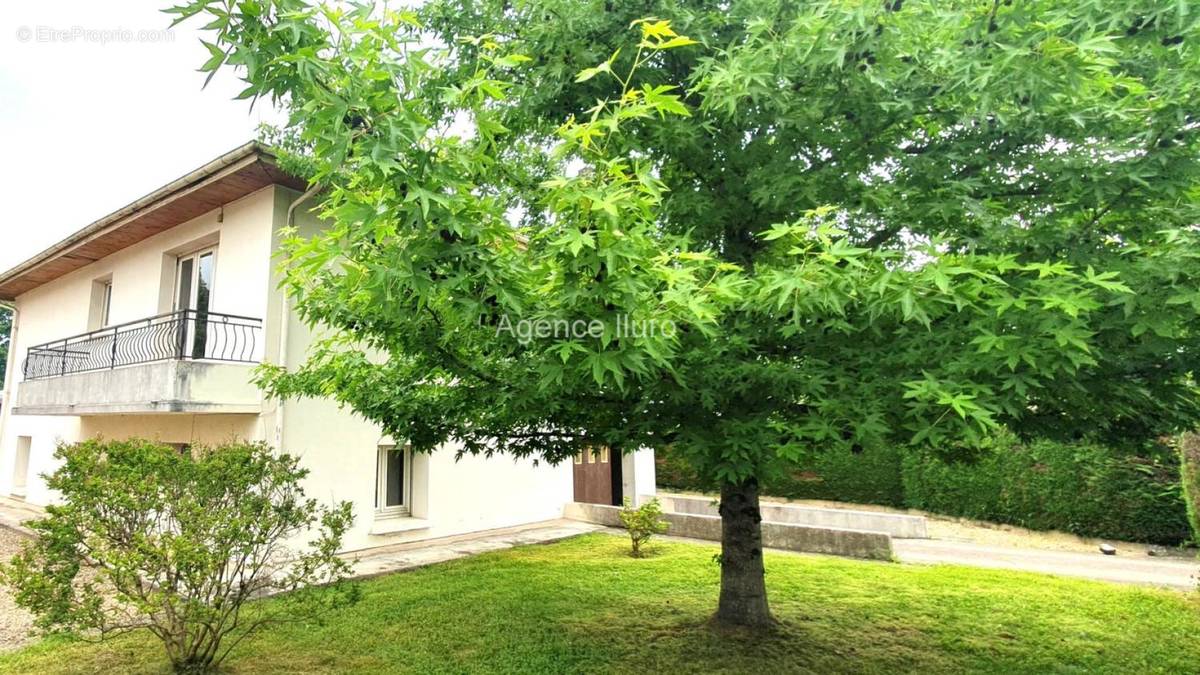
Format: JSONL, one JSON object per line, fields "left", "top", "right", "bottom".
{"left": 13, "top": 360, "right": 263, "bottom": 416}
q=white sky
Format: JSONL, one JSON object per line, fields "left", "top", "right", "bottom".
{"left": 0, "top": 0, "right": 284, "bottom": 273}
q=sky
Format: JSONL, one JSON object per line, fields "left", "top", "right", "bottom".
{"left": 0, "top": 0, "right": 285, "bottom": 272}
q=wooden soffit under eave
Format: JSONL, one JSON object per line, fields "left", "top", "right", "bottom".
{"left": 0, "top": 151, "right": 307, "bottom": 301}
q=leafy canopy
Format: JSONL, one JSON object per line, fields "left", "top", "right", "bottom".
{"left": 171, "top": 0, "right": 1200, "bottom": 486}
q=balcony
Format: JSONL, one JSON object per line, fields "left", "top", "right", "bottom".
{"left": 14, "top": 310, "right": 265, "bottom": 416}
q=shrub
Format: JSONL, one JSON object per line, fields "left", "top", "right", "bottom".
{"left": 2, "top": 439, "right": 357, "bottom": 674}
{"left": 1178, "top": 433, "right": 1200, "bottom": 547}
{"left": 619, "top": 497, "right": 669, "bottom": 557}
{"left": 901, "top": 432, "right": 1190, "bottom": 545}
{"left": 657, "top": 445, "right": 904, "bottom": 507}
{"left": 767, "top": 446, "right": 905, "bottom": 506}
{"left": 658, "top": 433, "right": 1191, "bottom": 544}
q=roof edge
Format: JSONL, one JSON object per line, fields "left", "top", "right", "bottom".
{"left": 0, "top": 141, "right": 278, "bottom": 296}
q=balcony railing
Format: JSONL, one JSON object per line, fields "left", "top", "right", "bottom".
{"left": 22, "top": 310, "right": 262, "bottom": 381}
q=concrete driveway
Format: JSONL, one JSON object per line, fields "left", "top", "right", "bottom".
{"left": 893, "top": 538, "right": 1200, "bottom": 590}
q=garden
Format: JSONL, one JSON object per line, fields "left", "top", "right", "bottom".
{"left": 3, "top": 534, "right": 1199, "bottom": 674}
{"left": 2, "top": 0, "right": 1200, "bottom": 672}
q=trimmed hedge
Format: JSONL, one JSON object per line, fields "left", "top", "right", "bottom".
{"left": 1178, "top": 433, "right": 1200, "bottom": 547}
{"left": 656, "top": 432, "right": 1193, "bottom": 545}
{"left": 656, "top": 445, "right": 905, "bottom": 507}
{"left": 902, "top": 433, "right": 1191, "bottom": 545}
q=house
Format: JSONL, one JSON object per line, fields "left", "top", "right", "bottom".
{"left": 0, "top": 142, "right": 656, "bottom": 552}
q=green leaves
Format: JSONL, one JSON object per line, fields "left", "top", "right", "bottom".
{"left": 1083, "top": 266, "right": 1133, "bottom": 294}
{"left": 2, "top": 439, "right": 356, "bottom": 671}
{"left": 552, "top": 227, "right": 596, "bottom": 256}
{"left": 633, "top": 18, "right": 698, "bottom": 50}
{"left": 490, "top": 53, "right": 533, "bottom": 69}
{"left": 618, "top": 497, "right": 669, "bottom": 557}
{"left": 198, "top": 39, "right": 229, "bottom": 87}
{"left": 575, "top": 61, "right": 612, "bottom": 83}
{"left": 637, "top": 84, "right": 691, "bottom": 117}
{"left": 177, "top": 0, "right": 1200, "bottom": 489}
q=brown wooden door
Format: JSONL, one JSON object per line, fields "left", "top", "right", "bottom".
{"left": 572, "top": 446, "right": 615, "bottom": 505}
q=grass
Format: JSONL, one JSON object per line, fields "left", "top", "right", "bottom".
{"left": 2, "top": 533, "right": 1198, "bottom": 674}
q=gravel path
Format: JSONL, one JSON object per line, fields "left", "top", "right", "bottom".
{"left": 0, "top": 527, "right": 35, "bottom": 651}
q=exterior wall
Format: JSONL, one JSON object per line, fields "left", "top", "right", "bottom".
{"left": 623, "top": 447, "right": 657, "bottom": 506}
{"left": 79, "top": 414, "right": 263, "bottom": 445}
{"left": 11, "top": 186, "right": 274, "bottom": 353}
{"left": 278, "top": 388, "right": 573, "bottom": 552}
{"left": 0, "top": 415, "right": 80, "bottom": 504}
{"left": 0, "top": 178, "right": 653, "bottom": 555}
{"left": 278, "top": 193, "right": 575, "bottom": 551}
{"left": 0, "top": 413, "right": 262, "bottom": 505}
{"left": 0, "top": 187, "right": 277, "bottom": 500}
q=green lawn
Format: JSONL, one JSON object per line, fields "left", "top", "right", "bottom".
{"left": 2, "top": 533, "right": 1198, "bottom": 674}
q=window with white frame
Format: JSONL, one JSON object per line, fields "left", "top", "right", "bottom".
{"left": 100, "top": 280, "right": 113, "bottom": 327}
{"left": 376, "top": 444, "right": 412, "bottom": 517}
{"left": 88, "top": 277, "right": 114, "bottom": 330}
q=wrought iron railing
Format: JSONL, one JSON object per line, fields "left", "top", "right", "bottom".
{"left": 22, "top": 310, "right": 262, "bottom": 380}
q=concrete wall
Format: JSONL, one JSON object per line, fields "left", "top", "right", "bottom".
{"left": 564, "top": 501, "right": 894, "bottom": 561}
{"left": 659, "top": 494, "right": 928, "bottom": 539}
{"left": 622, "top": 448, "right": 657, "bottom": 506}
{"left": 79, "top": 414, "right": 262, "bottom": 445}
{"left": 14, "top": 361, "right": 262, "bottom": 415}
{"left": 271, "top": 190, "right": 577, "bottom": 552}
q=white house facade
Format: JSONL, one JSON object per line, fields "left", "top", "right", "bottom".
{"left": 0, "top": 142, "right": 655, "bottom": 553}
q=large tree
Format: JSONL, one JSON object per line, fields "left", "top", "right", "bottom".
{"left": 173, "top": 0, "right": 1200, "bottom": 628}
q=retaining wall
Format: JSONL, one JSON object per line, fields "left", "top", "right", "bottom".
{"left": 564, "top": 501, "right": 894, "bottom": 561}
{"left": 658, "top": 493, "right": 928, "bottom": 539}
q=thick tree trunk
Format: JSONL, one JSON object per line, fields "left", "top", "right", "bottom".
{"left": 715, "top": 477, "right": 774, "bottom": 628}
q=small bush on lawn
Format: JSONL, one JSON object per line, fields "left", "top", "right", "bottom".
{"left": 619, "top": 497, "right": 669, "bottom": 557}
{"left": 1, "top": 438, "right": 357, "bottom": 675}
{"left": 902, "top": 432, "right": 1190, "bottom": 545}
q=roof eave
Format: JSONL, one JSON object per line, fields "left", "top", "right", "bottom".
{"left": 0, "top": 141, "right": 305, "bottom": 301}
